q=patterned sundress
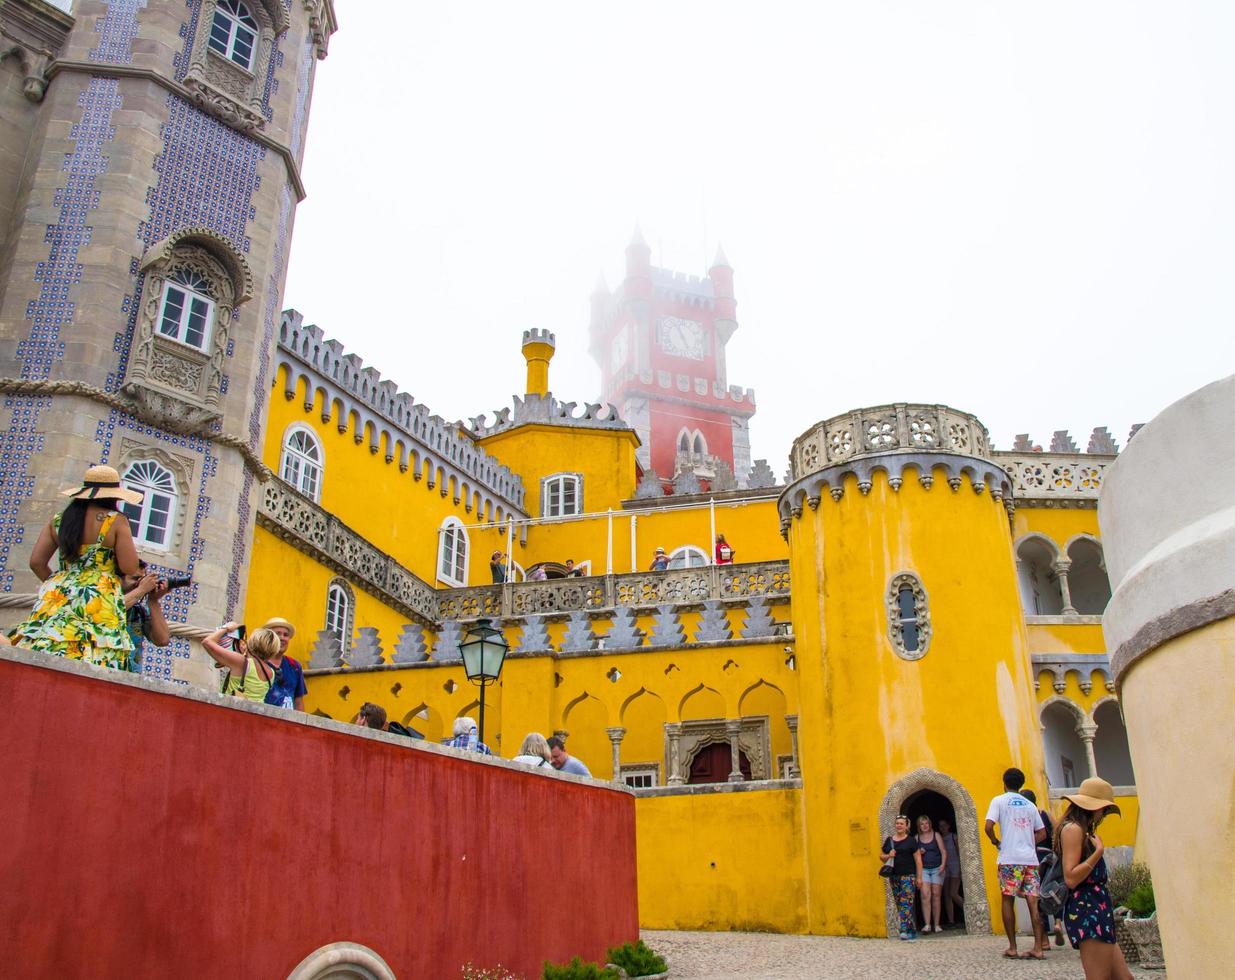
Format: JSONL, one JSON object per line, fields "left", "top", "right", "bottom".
{"left": 10, "top": 512, "right": 134, "bottom": 669}
{"left": 1064, "top": 854, "right": 1116, "bottom": 948}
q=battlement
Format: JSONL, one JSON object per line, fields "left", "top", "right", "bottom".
{"left": 608, "top": 367, "right": 756, "bottom": 409}
{"left": 468, "top": 393, "right": 630, "bottom": 438}
{"left": 1008, "top": 425, "right": 1140, "bottom": 455}
{"left": 522, "top": 328, "right": 556, "bottom": 349}
{"left": 276, "top": 310, "right": 526, "bottom": 513}
{"left": 650, "top": 266, "right": 716, "bottom": 306}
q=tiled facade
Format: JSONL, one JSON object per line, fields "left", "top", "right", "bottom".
{"left": 0, "top": 0, "right": 335, "bottom": 682}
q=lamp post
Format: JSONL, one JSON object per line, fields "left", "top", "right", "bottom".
{"left": 458, "top": 618, "right": 508, "bottom": 748}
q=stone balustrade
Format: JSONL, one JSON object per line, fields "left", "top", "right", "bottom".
{"left": 1030, "top": 653, "right": 1114, "bottom": 694}
{"left": 993, "top": 452, "right": 1112, "bottom": 503}
{"left": 257, "top": 477, "right": 439, "bottom": 626}
{"left": 436, "top": 560, "right": 791, "bottom": 622}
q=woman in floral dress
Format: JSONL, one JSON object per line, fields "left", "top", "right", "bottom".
{"left": 1056, "top": 777, "right": 1134, "bottom": 980}
{"left": 10, "top": 465, "right": 143, "bottom": 670}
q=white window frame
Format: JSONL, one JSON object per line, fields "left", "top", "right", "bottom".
{"left": 208, "top": 0, "right": 259, "bottom": 72}
{"left": 119, "top": 460, "right": 178, "bottom": 550}
{"left": 668, "top": 545, "right": 709, "bottom": 570}
{"left": 437, "top": 517, "right": 469, "bottom": 587}
{"left": 620, "top": 763, "right": 660, "bottom": 789}
{"left": 325, "top": 579, "right": 354, "bottom": 646}
{"left": 541, "top": 473, "right": 583, "bottom": 518}
{"left": 157, "top": 270, "right": 215, "bottom": 351}
{"left": 280, "top": 424, "right": 324, "bottom": 502}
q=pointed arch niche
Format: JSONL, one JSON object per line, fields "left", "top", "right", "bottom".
{"left": 878, "top": 768, "right": 992, "bottom": 938}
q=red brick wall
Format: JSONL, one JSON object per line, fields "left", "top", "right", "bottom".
{"left": 0, "top": 653, "right": 639, "bottom": 978}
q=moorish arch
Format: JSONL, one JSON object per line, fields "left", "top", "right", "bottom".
{"left": 286, "top": 941, "right": 395, "bottom": 980}
{"left": 878, "top": 768, "right": 992, "bottom": 938}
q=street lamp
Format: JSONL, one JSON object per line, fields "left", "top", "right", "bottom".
{"left": 458, "top": 618, "right": 508, "bottom": 747}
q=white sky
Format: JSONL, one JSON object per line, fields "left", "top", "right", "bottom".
{"left": 283, "top": 1, "right": 1235, "bottom": 473}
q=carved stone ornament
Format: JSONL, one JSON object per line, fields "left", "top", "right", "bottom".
{"left": 182, "top": 0, "right": 288, "bottom": 134}
{"left": 123, "top": 233, "right": 251, "bottom": 436}
{"left": 886, "top": 571, "right": 931, "bottom": 661}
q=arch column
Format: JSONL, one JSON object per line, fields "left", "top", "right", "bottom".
{"left": 1053, "top": 558, "right": 1076, "bottom": 615}
{"left": 664, "top": 723, "right": 684, "bottom": 784}
{"left": 606, "top": 726, "right": 626, "bottom": 783}
{"left": 785, "top": 713, "right": 801, "bottom": 777}
{"left": 725, "top": 719, "right": 745, "bottom": 782}
{"left": 1077, "top": 723, "right": 1098, "bottom": 779}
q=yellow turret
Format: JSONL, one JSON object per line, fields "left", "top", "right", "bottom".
{"left": 522, "top": 328, "right": 556, "bottom": 397}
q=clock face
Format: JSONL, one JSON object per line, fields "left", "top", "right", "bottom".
{"left": 657, "top": 316, "right": 705, "bottom": 360}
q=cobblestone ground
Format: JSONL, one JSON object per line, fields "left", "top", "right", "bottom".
{"left": 642, "top": 930, "right": 1167, "bottom": 979}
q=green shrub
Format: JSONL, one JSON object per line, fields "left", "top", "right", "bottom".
{"left": 542, "top": 957, "right": 619, "bottom": 980}
{"left": 1125, "top": 882, "right": 1156, "bottom": 918}
{"left": 1108, "top": 862, "right": 1152, "bottom": 909}
{"left": 606, "top": 940, "right": 667, "bottom": 978}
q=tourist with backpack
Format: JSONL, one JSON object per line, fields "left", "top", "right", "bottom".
{"left": 203, "top": 622, "right": 280, "bottom": 703}
{"left": 1054, "top": 777, "right": 1134, "bottom": 980}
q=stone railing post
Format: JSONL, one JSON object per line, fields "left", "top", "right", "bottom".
{"left": 1054, "top": 558, "right": 1076, "bottom": 615}
{"left": 725, "top": 719, "right": 745, "bottom": 782}
{"left": 665, "top": 722, "right": 684, "bottom": 785}
{"left": 1077, "top": 723, "right": 1098, "bottom": 780}
{"left": 606, "top": 726, "right": 626, "bottom": 784}
{"left": 784, "top": 713, "right": 801, "bottom": 777}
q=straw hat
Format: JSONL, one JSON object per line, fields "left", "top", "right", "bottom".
{"left": 1062, "top": 776, "right": 1121, "bottom": 815}
{"left": 261, "top": 616, "right": 296, "bottom": 637}
{"left": 62, "top": 464, "right": 143, "bottom": 505}
{"left": 655, "top": 547, "right": 665, "bottom": 554}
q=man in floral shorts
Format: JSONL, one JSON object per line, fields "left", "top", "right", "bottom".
{"left": 985, "top": 767, "right": 1047, "bottom": 960}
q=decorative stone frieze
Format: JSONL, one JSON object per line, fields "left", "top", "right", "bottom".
{"left": 348, "top": 627, "right": 384, "bottom": 668}
{"left": 467, "top": 392, "right": 627, "bottom": 437}
{"left": 256, "top": 477, "right": 438, "bottom": 627}
{"left": 994, "top": 452, "right": 1111, "bottom": 504}
{"left": 1030, "top": 653, "right": 1114, "bottom": 694}
{"left": 277, "top": 311, "right": 525, "bottom": 518}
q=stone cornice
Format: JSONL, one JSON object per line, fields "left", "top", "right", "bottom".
{"left": 44, "top": 60, "right": 307, "bottom": 201}
{"left": 0, "top": 378, "right": 272, "bottom": 478}
{"left": 1109, "top": 588, "right": 1235, "bottom": 689}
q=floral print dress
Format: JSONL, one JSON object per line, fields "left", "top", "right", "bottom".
{"left": 10, "top": 512, "right": 133, "bottom": 669}
{"left": 1064, "top": 854, "right": 1116, "bottom": 948}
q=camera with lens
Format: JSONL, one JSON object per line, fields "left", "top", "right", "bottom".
{"left": 165, "top": 575, "right": 192, "bottom": 590}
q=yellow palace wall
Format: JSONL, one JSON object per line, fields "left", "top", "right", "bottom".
{"left": 789, "top": 467, "right": 1048, "bottom": 937}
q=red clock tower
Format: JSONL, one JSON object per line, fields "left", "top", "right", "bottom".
{"left": 589, "top": 229, "right": 757, "bottom": 489}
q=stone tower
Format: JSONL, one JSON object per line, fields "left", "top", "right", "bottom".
{"left": 779, "top": 403, "right": 1045, "bottom": 937}
{"left": 0, "top": 0, "right": 336, "bottom": 682}
{"left": 588, "top": 230, "right": 756, "bottom": 488}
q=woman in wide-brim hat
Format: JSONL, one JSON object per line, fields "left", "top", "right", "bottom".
{"left": 8, "top": 464, "right": 143, "bottom": 669}
{"left": 1054, "top": 776, "right": 1134, "bottom": 980}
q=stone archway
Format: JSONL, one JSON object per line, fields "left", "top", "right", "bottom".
{"left": 286, "top": 941, "right": 395, "bottom": 980}
{"left": 878, "top": 768, "right": 992, "bottom": 938}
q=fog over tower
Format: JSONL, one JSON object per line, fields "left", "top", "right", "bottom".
{"left": 588, "top": 231, "right": 757, "bottom": 490}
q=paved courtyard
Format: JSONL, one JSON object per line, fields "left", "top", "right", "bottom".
{"left": 643, "top": 929, "right": 1167, "bottom": 979}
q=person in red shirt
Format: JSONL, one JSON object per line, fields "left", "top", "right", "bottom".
{"left": 715, "top": 534, "right": 736, "bottom": 565}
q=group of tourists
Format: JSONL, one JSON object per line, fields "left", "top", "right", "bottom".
{"left": 884, "top": 765, "right": 1133, "bottom": 979}
{"left": 439, "top": 717, "right": 592, "bottom": 776}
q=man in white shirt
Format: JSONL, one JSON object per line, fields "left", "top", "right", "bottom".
{"left": 985, "top": 767, "right": 1048, "bottom": 961}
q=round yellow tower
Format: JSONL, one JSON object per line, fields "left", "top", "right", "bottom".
{"left": 779, "top": 404, "right": 1044, "bottom": 938}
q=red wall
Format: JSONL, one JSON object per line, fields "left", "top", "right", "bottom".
{"left": 0, "top": 653, "right": 639, "bottom": 979}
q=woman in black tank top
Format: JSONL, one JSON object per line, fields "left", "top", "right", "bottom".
{"left": 916, "top": 815, "right": 948, "bottom": 933}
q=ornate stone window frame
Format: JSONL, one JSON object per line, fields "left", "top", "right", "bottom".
{"left": 667, "top": 717, "right": 771, "bottom": 782}
{"left": 124, "top": 229, "right": 253, "bottom": 434}
{"left": 184, "top": 0, "right": 289, "bottom": 133}
{"left": 887, "top": 571, "right": 931, "bottom": 661}
{"left": 541, "top": 472, "right": 583, "bottom": 518}
{"left": 115, "top": 440, "right": 196, "bottom": 561}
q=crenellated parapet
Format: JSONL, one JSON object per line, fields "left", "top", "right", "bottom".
{"left": 276, "top": 310, "right": 527, "bottom": 516}
{"left": 779, "top": 403, "right": 1011, "bottom": 532}
{"left": 467, "top": 392, "right": 629, "bottom": 437}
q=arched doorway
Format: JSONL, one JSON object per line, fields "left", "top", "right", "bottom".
{"left": 879, "top": 769, "right": 992, "bottom": 938}
{"left": 903, "top": 789, "right": 963, "bottom": 930}
{"left": 688, "top": 741, "right": 751, "bottom": 784}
